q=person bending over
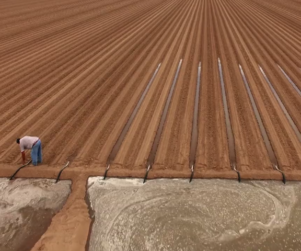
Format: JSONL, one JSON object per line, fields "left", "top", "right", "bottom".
{"left": 16, "top": 136, "right": 42, "bottom": 165}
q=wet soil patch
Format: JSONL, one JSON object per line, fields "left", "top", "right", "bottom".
{"left": 0, "top": 206, "right": 54, "bottom": 251}
{"left": 87, "top": 178, "right": 301, "bottom": 250}
{"left": 85, "top": 180, "right": 95, "bottom": 251}
{"left": 0, "top": 178, "right": 71, "bottom": 251}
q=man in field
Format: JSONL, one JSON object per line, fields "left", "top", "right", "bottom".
{"left": 16, "top": 136, "right": 42, "bottom": 166}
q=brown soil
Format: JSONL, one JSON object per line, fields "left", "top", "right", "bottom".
{"left": 0, "top": 207, "right": 53, "bottom": 251}
{"left": 0, "top": 0, "right": 300, "bottom": 250}
{"left": 0, "top": 0, "right": 300, "bottom": 175}
{"left": 31, "top": 174, "right": 91, "bottom": 251}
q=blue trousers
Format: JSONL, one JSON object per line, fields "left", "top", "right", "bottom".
{"left": 31, "top": 140, "right": 42, "bottom": 166}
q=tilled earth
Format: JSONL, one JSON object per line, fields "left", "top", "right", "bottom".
{"left": 0, "top": 0, "right": 300, "bottom": 250}
{"left": 0, "top": 0, "right": 300, "bottom": 179}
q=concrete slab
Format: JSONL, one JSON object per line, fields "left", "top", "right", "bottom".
{"left": 87, "top": 178, "right": 301, "bottom": 251}
{"left": 0, "top": 178, "right": 71, "bottom": 251}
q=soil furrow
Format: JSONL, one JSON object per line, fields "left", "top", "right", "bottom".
{"left": 0, "top": 0, "right": 183, "bottom": 164}
{"left": 218, "top": 0, "right": 301, "bottom": 170}
{"left": 113, "top": 0, "right": 195, "bottom": 170}
{"left": 195, "top": 0, "right": 230, "bottom": 172}
{"left": 58, "top": 0, "right": 188, "bottom": 166}
{"left": 212, "top": 0, "right": 271, "bottom": 171}
{"left": 1, "top": 0, "right": 300, "bottom": 181}
{"left": 0, "top": 0, "right": 174, "bottom": 125}
{"left": 155, "top": 0, "right": 203, "bottom": 173}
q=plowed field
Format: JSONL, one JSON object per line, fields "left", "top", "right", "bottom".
{"left": 0, "top": 0, "right": 301, "bottom": 180}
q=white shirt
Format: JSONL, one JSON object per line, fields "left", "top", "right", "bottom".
{"left": 20, "top": 136, "right": 39, "bottom": 152}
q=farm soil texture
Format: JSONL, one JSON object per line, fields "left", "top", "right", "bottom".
{"left": 0, "top": 0, "right": 300, "bottom": 179}
{"left": 0, "top": 0, "right": 300, "bottom": 250}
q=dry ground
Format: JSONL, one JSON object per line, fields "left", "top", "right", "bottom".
{"left": 0, "top": 0, "right": 300, "bottom": 180}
